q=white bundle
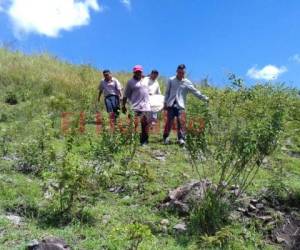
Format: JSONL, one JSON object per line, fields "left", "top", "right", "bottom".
{"left": 149, "top": 94, "right": 164, "bottom": 112}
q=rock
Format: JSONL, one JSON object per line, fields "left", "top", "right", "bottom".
{"left": 237, "top": 207, "right": 246, "bottom": 213}
{"left": 231, "top": 189, "right": 240, "bottom": 196}
{"left": 272, "top": 216, "right": 300, "bottom": 249}
{"left": 26, "top": 237, "right": 70, "bottom": 250}
{"left": 5, "top": 214, "right": 23, "bottom": 225}
{"left": 262, "top": 158, "right": 268, "bottom": 164}
{"left": 160, "top": 219, "right": 169, "bottom": 226}
{"left": 160, "top": 179, "right": 215, "bottom": 215}
{"left": 173, "top": 200, "right": 190, "bottom": 215}
{"left": 173, "top": 223, "right": 187, "bottom": 232}
{"left": 257, "top": 215, "right": 273, "bottom": 223}
{"left": 152, "top": 151, "right": 166, "bottom": 161}
{"left": 27, "top": 240, "right": 39, "bottom": 249}
{"left": 276, "top": 236, "right": 286, "bottom": 244}
{"left": 229, "top": 185, "right": 239, "bottom": 191}
{"left": 250, "top": 199, "right": 259, "bottom": 205}
{"left": 256, "top": 203, "right": 264, "bottom": 210}
{"left": 287, "top": 151, "right": 300, "bottom": 159}
{"left": 168, "top": 180, "right": 200, "bottom": 200}
{"left": 229, "top": 185, "right": 240, "bottom": 196}
{"left": 102, "top": 215, "right": 110, "bottom": 225}
{"left": 109, "top": 186, "right": 124, "bottom": 193}
{"left": 248, "top": 204, "right": 257, "bottom": 212}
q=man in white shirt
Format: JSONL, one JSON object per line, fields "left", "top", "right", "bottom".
{"left": 97, "top": 70, "right": 123, "bottom": 121}
{"left": 163, "top": 64, "right": 209, "bottom": 146}
{"left": 142, "top": 70, "right": 161, "bottom": 123}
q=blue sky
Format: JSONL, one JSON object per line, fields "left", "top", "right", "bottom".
{"left": 0, "top": 0, "right": 300, "bottom": 88}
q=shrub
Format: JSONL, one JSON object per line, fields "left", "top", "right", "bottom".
{"left": 0, "top": 128, "right": 10, "bottom": 156}
{"left": 16, "top": 117, "right": 56, "bottom": 174}
{"left": 186, "top": 76, "right": 287, "bottom": 196}
{"left": 43, "top": 152, "right": 95, "bottom": 220}
{"left": 188, "top": 190, "right": 231, "bottom": 236}
{"left": 108, "top": 223, "right": 155, "bottom": 250}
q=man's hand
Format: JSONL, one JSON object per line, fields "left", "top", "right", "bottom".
{"left": 163, "top": 103, "right": 168, "bottom": 110}
{"left": 95, "top": 100, "right": 100, "bottom": 111}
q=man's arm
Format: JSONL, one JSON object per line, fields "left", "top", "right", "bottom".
{"left": 97, "top": 90, "right": 102, "bottom": 102}
{"left": 97, "top": 81, "right": 103, "bottom": 102}
{"left": 122, "top": 81, "right": 131, "bottom": 113}
{"left": 122, "top": 97, "right": 127, "bottom": 113}
{"left": 164, "top": 79, "right": 171, "bottom": 108}
{"left": 116, "top": 79, "right": 123, "bottom": 99}
{"left": 186, "top": 81, "right": 209, "bottom": 102}
{"left": 156, "top": 81, "right": 161, "bottom": 95}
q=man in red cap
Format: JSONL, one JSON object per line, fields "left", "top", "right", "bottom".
{"left": 122, "top": 65, "right": 151, "bottom": 145}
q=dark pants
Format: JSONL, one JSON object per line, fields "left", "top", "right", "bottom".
{"left": 135, "top": 111, "right": 149, "bottom": 144}
{"left": 163, "top": 106, "right": 185, "bottom": 140}
{"left": 105, "top": 95, "right": 120, "bottom": 120}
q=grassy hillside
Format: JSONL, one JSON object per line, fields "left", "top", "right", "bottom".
{"left": 0, "top": 48, "right": 299, "bottom": 249}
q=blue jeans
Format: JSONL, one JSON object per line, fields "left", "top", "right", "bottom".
{"left": 105, "top": 95, "right": 120, "bottom": 118}
{"left": 163, "top": 106, "right": 185, "bottom": 140}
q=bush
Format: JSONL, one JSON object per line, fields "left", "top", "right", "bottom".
{"left": 43, "top": 152, "right": 95, "bottom": 220}
{"left": 188, "top": 190, "right": 231, "bottom": 236}
{"left": 186, "top": 76, "right": 287, "bottom": 196}
{"left": 108, "top": 223, "right": 155, "bottom": 250}
{"left": 16, "top": 117, "right": 56, "bottom": 174}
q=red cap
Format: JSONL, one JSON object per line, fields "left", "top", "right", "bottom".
{"left": 133, "top": 65, "right": 143, "bottom": 72}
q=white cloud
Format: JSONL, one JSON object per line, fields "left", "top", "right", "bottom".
{"left": 247, "top": 65, "right": 287, "bottom": 81}
{"left": 7, "top": 0, "right": 100, "bottom": 38}
{"left": 120, "top": 0, "right": 131, "bottom": 10}
{"left": 290, "top": 54, "right": 300, "bottom": 64}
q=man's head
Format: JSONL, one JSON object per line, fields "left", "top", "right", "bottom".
{"left": 133, "top": 65, "right": 143, "bottom": 80}
{"left": 150, "top": 69, "right": 159, "bottom": 81}
{"left": 176, "top": 64, "right": 186, "bottom": 81}
{"left": 103, "top": 70, "right": 112, "bottom": 81}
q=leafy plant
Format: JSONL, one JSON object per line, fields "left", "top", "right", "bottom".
{"left": 186, "top": 77, "right": 287, "bottom": 196}
{"left": 108, "top": 223, "right": 154, "bottom": 250}
{"left": 189, "top": 190, "right": 231, "bottom": 236}
{"left": 16, "top": 116, "right": 56, "bottom": 174}
{"left": 43, "top": 152, "right": 95, "bottom": 220}
{"left": 0, "top": 128, "right": 10, "bottom": 156}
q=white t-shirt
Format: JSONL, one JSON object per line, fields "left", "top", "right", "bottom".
{"left": 142, "top": 76, "right": 161, "bottom": 95}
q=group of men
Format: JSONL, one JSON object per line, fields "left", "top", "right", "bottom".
{"left": 97, "top": 64, "right": 209, "bottom": 146}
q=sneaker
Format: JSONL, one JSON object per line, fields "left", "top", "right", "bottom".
{"left": 140, "top": 141, "right": 148, "bottom": 147}
{"left": 178, "top": 138, "right": 185, "bottom": 146}
{"left": 163, "top": 137, "right": 170, "bottom": 145}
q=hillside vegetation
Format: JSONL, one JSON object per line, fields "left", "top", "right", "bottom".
{"left": 0, "top": 48, "right": 300, "bottom": 249}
